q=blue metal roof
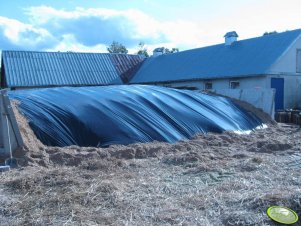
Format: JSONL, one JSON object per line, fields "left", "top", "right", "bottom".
{"left": 1, "top": 51, "right": 144, "bottom": 88}
{"left": 131, "top": 29, "right": 301, "bottom": 84}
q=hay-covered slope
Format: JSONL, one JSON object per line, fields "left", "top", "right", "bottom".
{"left": 1, "top": 121, "right": 301, "bottom": 225}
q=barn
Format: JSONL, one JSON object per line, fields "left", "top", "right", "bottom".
{"left": 131, "top": 29, "right": 301, "bottom": 110}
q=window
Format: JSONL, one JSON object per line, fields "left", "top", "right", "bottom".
{"left": 174, "top": 86, "right": 198, "bottom": 90}
{"left": 204, "top": 82, "right": 213, "bottom": 90}
{"left": 297, "top": 49, "right": 301, "bottom": 73}
{"left": 230, "top": 81, "right": 240, "bottom": 89}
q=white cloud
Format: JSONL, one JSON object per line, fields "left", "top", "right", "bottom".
{"left": 24, "top": 6, "right": 207, "bottom": 52}
{"left": 47, "top": 34, "right": 107, "bottom": 53}
{"left": 1, "top": 2, "right": 301, "bottom": 54}
{"left": 0, "top": 16, "right": 54, "bottom": 48}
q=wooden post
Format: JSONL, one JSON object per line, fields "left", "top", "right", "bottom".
{"left": 0, "top": 89, "right": 24, "bottom": 159}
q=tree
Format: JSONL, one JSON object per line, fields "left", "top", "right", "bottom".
{"left": 263, "top": 31, "right": 278, "bottom": 36}
{"left": 164, "top": 47, "right": 179, "bottom": 54}
{"left": 107, "top": 41, "right": 128, "bottom": 54}
{"left": 137, "top": 42, "right": 149, "bottom": 57}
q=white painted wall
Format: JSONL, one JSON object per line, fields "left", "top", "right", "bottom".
{"left": 266, "top": 74, "right": 301, "bottom": 109}
{"left": 265, "top": 35, "right": 301, "bottom": 109}
{"left": 269, "top": 35, "right": 301, "bottom": 74}
{"left": 158, "top": 77, "right": 276, "bottom": 116}
{"left": 160, "top": 76, "right": 267, "bottom": 90}
{"left": 158, "top": 74, "right": 301, "bottom": 109}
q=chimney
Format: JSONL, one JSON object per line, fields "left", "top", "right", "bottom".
{"left": 153, "top": 47, "right": 164, "bottom": 57}
{"left": 224, "top": 31, "right": 238, "bottom": 46}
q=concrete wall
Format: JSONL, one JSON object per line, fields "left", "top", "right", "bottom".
{"left": 161, "top": 78, "right": 275, "bottom": 116}
{"left": 212, "top": 88, "right": 275, "bottom": 117}
{"left": 154, "top": 77, "right": 274, "bottom": 117}
{"left": 269, "top": 35, "right": 301, "bottom": 74}
{"left": 158, "top": 77, "right": 275, "bottom": 115}
{"left": 159, "top": 74, "right": 301, "bottom": 109}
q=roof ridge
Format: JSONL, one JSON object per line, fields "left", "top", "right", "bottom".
{"left": 173, "top": 28, "right": 301, "bottom": 55}
{"left": 131, "top": 28, "right": 301, "bottom": 84}
{"left": 2, "top": 50, "right": 142, "bottom": 57}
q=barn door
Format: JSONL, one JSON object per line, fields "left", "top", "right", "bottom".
{"left": 271, "top": 78, "right": 284, "bottom": 110}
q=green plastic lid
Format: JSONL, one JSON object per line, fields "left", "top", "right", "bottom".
{"left": 267, "top": 206, "right": 298, "bottom": 224}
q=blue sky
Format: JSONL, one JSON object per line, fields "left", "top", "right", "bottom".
{"left": 0, "top": 0, "right": 300, "bottom": 54}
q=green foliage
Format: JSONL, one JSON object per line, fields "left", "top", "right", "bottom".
{"left": 164, "top": 47, "right": 179, "bottom": 54}
{"left": 263, "top": 31, "right": 278, "bottom": 36}
{"left": 107, "top": 41, "right": 128, "bottom": 54}
{"left": 154, "top": 47, "right": 179, "bottom": 54}
{"left": 137, "top": 42, "right": 149, "bottom": 57}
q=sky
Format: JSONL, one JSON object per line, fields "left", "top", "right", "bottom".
{"left": 0, "top": 0, "right": 300, "bottom": 54}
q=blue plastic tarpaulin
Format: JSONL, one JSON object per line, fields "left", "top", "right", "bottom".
{"left": 9, "top": 85, "right": 263, "bottom": 147}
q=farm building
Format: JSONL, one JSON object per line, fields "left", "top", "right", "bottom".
{"left": 0, "top": 51, "right": 144, "bottom": 88}
{"left": 1, "top": 29, "right": 301, "bottom": 110}
{"left": 131, "top": 29, "right": 301, "bottom": 110}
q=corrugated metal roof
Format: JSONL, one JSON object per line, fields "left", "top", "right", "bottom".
{"left": 111, "top": 54, "right": 145, "bottom": 83}
{"left": 131, "top": 29, "right": 301, "bottom": 84}
{"left": 1, "top": 51, "right": 144, "bottom": 88}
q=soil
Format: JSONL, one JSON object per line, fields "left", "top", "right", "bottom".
{"left": 0, "top": 102, "right": 300, "bottom": 225}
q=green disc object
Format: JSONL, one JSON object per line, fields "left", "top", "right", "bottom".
{"left": 267, "top": 206, "right": 298, "bottom": 224}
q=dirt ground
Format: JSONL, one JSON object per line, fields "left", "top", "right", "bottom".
{"left": 0, "top": 104, "right": 301, "bottom": 225}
